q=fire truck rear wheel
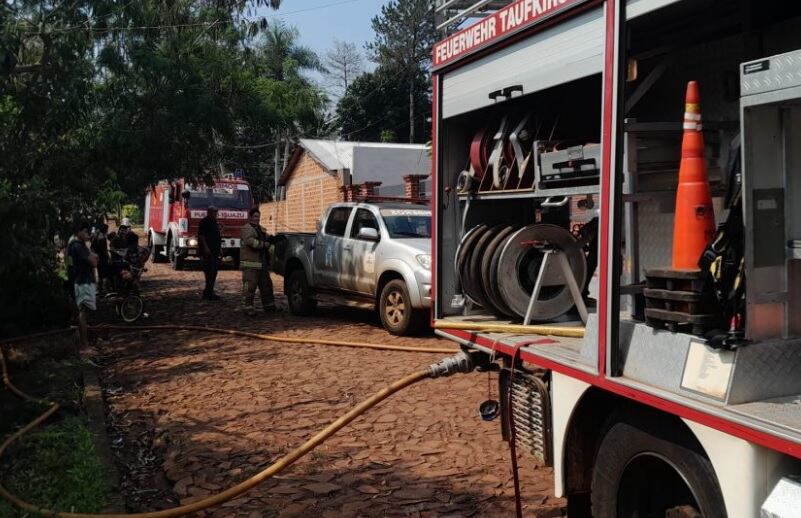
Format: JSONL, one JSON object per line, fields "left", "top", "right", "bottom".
{"left": 169, "top": 236, "right": 184, "bottom": 271}
{"left": 379, "top": 280, "right": 424, "bottom": 336}
{"left": 149, "top": 233, "right": 167, "bottom": 263}
{"left": 590, "top": 414, "right": 725, "bottom": 518}
{"left": 286, "top": 269, "right": 316, "bottom": 316}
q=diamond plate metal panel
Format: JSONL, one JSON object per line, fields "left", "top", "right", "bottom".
{"left": 622, "top": 323, "right": 694, "bottom": 395}
{"left": 636, "top": 201, "right": 674, "bottom": 275}
{"left": 621, "top": 323, "right": 801, "bottom": 405}
{"left": 742, "top": 49, "right": 801, "bottom": 97}
{"left": 728, "top": 338, "right": 801, "bottom": 404}
{"left": 730, "top": 396, "right": 801, "bottom": 433}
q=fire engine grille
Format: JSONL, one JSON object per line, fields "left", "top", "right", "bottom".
{"left": 510, "top": 371, "right": 552, "bottom": 466}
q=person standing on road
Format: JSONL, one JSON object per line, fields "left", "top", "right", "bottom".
{"left": 240, "top": 208, "right": 276, "bottom": 315}
{"left": 91, "top": 223, "right": 109, "bottom": 293}
{"left": 67, "top": 223, "right": 98, "bottom": 348}
{"left": 198, "top": 206, "right": 222, "bottom": 300}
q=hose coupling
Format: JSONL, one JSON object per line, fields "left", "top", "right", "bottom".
{"left": 428, "top": 351, "right": 477, "bottom": 378}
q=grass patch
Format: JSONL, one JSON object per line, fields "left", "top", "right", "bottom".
{"left": 0, "top": 416, "right": 108, "bottom": 516}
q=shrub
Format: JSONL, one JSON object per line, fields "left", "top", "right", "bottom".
{"left": 121, "top": 204, "right": 143, "bottom": 225}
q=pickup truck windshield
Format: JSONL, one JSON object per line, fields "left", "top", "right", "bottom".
{"left": 380, "top": 209, "right": 431, "bottom": 239}
{"left": 187, "top": 184, "right": 251, "bottom": 210}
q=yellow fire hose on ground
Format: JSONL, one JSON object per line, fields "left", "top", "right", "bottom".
{"left": 1, "top": 319, "right": 584, "bottom": 516}
{"left": 0, "top": 325, "right": 477, "bottom": 517}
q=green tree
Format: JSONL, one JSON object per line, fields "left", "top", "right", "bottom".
{"left": 367, "top": 0, "right": 436, "bottom": 143}
{"left": 0, "top": 0, "right": 317, "bottom": 334}
{"left": 237, "top": 21, "right": 329, "bottom": 200}
{"left": 335, "top": 67, "right": 429, "bottom": 142}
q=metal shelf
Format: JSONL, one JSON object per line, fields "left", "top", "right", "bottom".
{"left": 456, "top": 183, "right": 599, "bottom": 201}
{"left": 625, "top": 120, "right": 740, "bottom": 133}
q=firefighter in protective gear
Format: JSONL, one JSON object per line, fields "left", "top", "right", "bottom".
{"left": 240, "top": 208, "right": 276, "bottom": 315}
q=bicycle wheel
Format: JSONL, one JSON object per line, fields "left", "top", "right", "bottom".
{"left": 119, "top": 295, "right": 144, "bottom": 323}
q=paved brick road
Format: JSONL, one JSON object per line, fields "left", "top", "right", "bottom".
{"left": 95, "top": 261, "right": 565, "bottom": 517}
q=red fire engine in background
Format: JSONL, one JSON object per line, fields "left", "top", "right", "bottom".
{"left": 145, "top": 176, "right": 252, "bottom": 270}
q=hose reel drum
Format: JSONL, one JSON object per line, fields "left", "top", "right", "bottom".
{"left": 456, "top": 223, "right": 587, "bottom": 321}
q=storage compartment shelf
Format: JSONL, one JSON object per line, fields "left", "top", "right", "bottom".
{"left": 457, "top": 184, "right": 599, "bottom": 201}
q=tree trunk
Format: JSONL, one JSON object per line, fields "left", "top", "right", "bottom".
{"left": 282, "top": 132, "right": 291, "bottom": 173}
{"left": 274, "top": 139, "right": 280, "bottom": 201}
{"left": 409, "top": 73, "right": 415, "bottom": 143}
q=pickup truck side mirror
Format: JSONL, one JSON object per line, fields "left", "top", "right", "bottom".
{"left": 357, "top": 227, "right": 380, "bottom": 241}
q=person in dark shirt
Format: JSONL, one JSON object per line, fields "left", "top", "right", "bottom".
{"left": 67, "top": 223, "right": 98, "bottom": 348}
{"left": 198, "top": 206, "right": 222, "bottom": 300}
{"left": 91, "top": 223, "right": 109, "bottom": 293}
{"left": 111, "top": 225, "right": 129, "bottom": 250}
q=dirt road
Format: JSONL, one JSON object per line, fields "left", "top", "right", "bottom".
{"left": 93, "top": 261, "right": 565, "bottom": 517}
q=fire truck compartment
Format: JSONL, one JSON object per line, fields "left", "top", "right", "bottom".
{"left": 436, "top": 0, "right": 801, "bottom": 443}
{"left": 436, "top": 73, "right": 603, "bottom": 325}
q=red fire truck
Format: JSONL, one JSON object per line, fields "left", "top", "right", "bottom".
{"left": 145, "top": 176, "right": 252, "bottom": 270}
{"left": 432, "top": 1, "right": 801, "bottom": 516}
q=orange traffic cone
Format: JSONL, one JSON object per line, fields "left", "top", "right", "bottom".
{"left": 672, "top": 81, "right": 715, "bottom": 270}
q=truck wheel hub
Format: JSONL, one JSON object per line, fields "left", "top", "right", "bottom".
{"left": 385, "top": 291, "right": 405, "bottom": 324}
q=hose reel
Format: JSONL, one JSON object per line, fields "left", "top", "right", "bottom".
{"left": 456, "top": 223, "right": 587, "bottom": 321}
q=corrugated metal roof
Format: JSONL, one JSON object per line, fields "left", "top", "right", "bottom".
{"left": 298, "top": 139, "right": 428, "bottom": 172}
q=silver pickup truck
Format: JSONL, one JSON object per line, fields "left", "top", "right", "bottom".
{"left": 273, "top": 202, "right": 432, "bottom": 335}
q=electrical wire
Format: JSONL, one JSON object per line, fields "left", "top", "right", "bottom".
{"left": 0, "top": 323, "right": 461, "bottom": 516}
{"left": 13, "top": 0, "right": 362, "bottom": 36}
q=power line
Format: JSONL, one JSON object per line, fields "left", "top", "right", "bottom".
{"left": 16, "top": 0, "right": 360, "bottom": 35}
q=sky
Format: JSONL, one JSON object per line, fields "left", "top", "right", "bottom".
{"left": 257, "top": 0, "right": 384, "bottom": 68}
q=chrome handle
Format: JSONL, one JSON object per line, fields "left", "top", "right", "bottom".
{"left": 541, "top": 196, "right": 570, "bottom": 208}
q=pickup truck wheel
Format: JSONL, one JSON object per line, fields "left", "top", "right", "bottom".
{"left": 286, "top": 270, "right": 315, "bottom": 315}
{"left": 591, "top": 414, "right": 725, "bottom": 518}
{"left": 380, "top": 280, "right": 424, "bottom": 336}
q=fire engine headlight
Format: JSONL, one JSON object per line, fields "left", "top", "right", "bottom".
{"left": 416, "top": 254, "right": 431, "bottom": 270}
{"left": 188, "top": 238, "right": 198, "bottom": 247}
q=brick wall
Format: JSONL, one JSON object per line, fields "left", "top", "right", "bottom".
{"left": 259, "top": 152, "right": 342, "bottom": 233}
{"left": 403, "top": 174, "right": 428, "bottom": 199}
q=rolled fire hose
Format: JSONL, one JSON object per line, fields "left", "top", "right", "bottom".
{"left": 0, "top": 326, "right": 470, "bottom": 517}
